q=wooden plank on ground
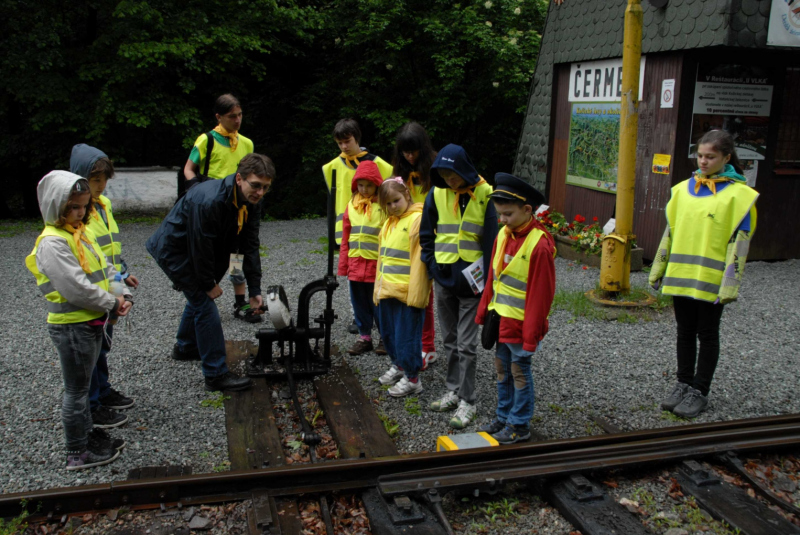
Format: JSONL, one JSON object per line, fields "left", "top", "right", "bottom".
{"left": 224, "top": 341, "right": 285, "bottom": 471}
{"left": 314, "top": 359, "right": 399, "bottom": 460}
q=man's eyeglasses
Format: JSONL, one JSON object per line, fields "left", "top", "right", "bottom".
{"left": 245, "top": 180, "right": 272, "bottom": 193}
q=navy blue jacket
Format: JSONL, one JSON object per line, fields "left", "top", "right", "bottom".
{"left": 420, "top": 144, "right": 497, "bottom": 298}
{"left": 146, "top": 175, "right": 262, "bottom": 296}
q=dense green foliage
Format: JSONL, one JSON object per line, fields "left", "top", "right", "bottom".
{"left": 0, "top": 0, "right": 547, "bottom": 218}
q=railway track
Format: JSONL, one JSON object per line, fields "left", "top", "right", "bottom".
{"left": 2, "top": 337, "right": 800, "bottom": 535}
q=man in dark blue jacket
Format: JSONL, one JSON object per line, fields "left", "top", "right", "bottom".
{"left": 420, "top": 144, "right": 498, "bottom": 429}
{"left": 146, "top": 153, "right": 274, "bottom": 392}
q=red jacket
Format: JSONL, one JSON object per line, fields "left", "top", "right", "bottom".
{"left": 475, "top": 218, "right": 556, "bottom": 352}
{"left": 336, "top": 161, "right": 384, "bottom": 283}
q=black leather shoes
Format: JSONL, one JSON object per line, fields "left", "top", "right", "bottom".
{"left": 204, "top": 372, "right": 253, "bottom": 392}
{"left": 172, "top": 343, "right": 201, "bottom": 361}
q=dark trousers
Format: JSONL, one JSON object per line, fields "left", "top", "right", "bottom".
{"left": 89, "top": 324, "right": 113, "bottom": 411}
{"left": 349, "top": 281, "right": 377, "bottom": 337}
{"left": 673, "top": 296, "right": 725, "bottom": 396}
{"left": 176, "top": 289, "right": 229, "bottom": 378}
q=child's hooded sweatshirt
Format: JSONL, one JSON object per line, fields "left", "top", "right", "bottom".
{"left": 419, "top": 144, "right": 498, "bottom": 298}
{"left": 337, "top": 160, "right": 384, "bottom": 282}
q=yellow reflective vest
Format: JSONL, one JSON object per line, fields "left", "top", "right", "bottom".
{"left": 193, "top": 132, "right": 254, "bottom": 180}
{"left": 433, "top": 182, "right": 493, "bottom": 264}
{"left": 376, "top": 213, "right": 421, "bottom": 286}
{"left": 347, "top": 203, "right": 383, "bottom": 261}
{"left": 322, "top": 156, "right": 393, "bottom": 244}
{"left": 25, "top": 227, "right": 111, "bottom": 324}
{"left": 86, "top": 195, "right": 123, "bottom": 272}
{"left": 488, "top": 228, "right": 545, "bottom": 320}
{"left": 663, "top": 180, "right": 758, "bottom": 302}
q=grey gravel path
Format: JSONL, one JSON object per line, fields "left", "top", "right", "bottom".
{"left": 1, "top": 217, "right": 798, "bottom": 496}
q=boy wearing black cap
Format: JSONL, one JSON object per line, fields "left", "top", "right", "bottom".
{"left": 475, "top": 173, "right": 556, "bottom": 444}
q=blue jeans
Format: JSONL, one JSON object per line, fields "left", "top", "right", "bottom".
{"left": 349, "top": 281, "right": 377, "bottom": 337}
{"left": 89, "top": 324, "right": 113, "bottom": 411}
{"left": 48, "top": 322, "right": 103, "bottom": 450}
{"left": 495, "top": 342, "right": 537, "bottom": 428}
{"left": 176, "top": 289, "right": 229, "bottom": 378}
{"left": 377, "top": 298, "right": 424, "bottom": 379}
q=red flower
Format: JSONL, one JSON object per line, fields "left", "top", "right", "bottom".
{"left": 593, "top": 217, "right": 598, "bottom": 222}
{"left": 570, "top": 235, "right": 579, "bottom": 240}
{"left": 595, "top": 233, "right": 602, "bottom": 238}
{"left": 582, "top": 266, "right": 588, "bottom": 270}
{"left": 574, "top": 214, "right": 586, "bottom": 224}
{"left": 568, "top": 222, "right": 575, "bottom": 229}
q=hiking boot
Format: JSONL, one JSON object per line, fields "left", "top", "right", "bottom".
{"left": 234, "top": 303, "right": 263, "bottom": 323}
{"left": 172, "top": 343, "right": 200, "bottom": 361}
{"left": 205, "top": 372, "right": 253, "bottom": 392}
{"left": 100, "top": 388, "right": 135, "bottom": 410}
{"left": 478, "top": 419, "right": 506, "bottom": 435}
{"left": 660, "top": 382, "right": 690, "bottom": 412}
{"left": 449, "top": 400, "right": 477, "bottom": 429}
{"left": 375, "top": 340, "right": 387, "bottom": 355}
{"left": 378, "top": 365, "right": 404, "bottom": 386}
{"left": 672, "top": 387, "right": 708, "bottom": 419}
{"left": 92, "top": 406, "right": 128, "bottom": 429}
{"left": 430, "top": 391, "right": 459, "bottom": 412}
{"left": 347, "top": 320, "right": 359, "bottom": 334}
{"left": 66, "top": 446, "right": 120, "bottom": 471}
{"left": 88, "top": 428, "right": 125, "bottom": 452}
{"left": 347, "top": 338, "right": 374, "bottom": 356}
{"left": 421, "top": 351, "right": 437, "bottom": 371}
{"left": 492, "top": 425, "right": 531, "bottom": 445}
{"left": 388, "top": 377, "right": 423, "bottom": 398}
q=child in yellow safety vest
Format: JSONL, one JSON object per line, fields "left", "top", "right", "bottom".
{"left": 475, "top": 174, "right": 555, "bottom": 445}
{"left": 25, "top": 171, "right": 133, "bottom": 471}
{"left": 337, "top": 160, "right": 385, "bottom": 355}
{"left": 391, "top": 122, "right": 438, "bottom": 369}
{"left": 419, "top": 144, "right": 498, "bottom": 429}
{"left": 373, "top": 178, "right": 432, "bottom": 397}
{"left": 70, "top": 144, "right": 138, "bottom": 431}
{"left": 649, "top": 129, "right": 758, "bottom": 419}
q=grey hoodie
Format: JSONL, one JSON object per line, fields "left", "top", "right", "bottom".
{"left": 69, "top": 144, "right": 107, "bottom": 180}
{"left": 34, "top": 171, "right": 119, "bottom": 314}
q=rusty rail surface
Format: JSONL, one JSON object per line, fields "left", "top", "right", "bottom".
{"left": 3, "top": 414, "right": 800, "bottom": 520}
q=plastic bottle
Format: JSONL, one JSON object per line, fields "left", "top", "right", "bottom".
{"left": 109, "top": 274, "right": 125, "bottom": 297}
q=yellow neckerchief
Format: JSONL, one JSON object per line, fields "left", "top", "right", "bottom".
{"left": 90, "top": 196, "right": 106, "bottom": 223}
{"left": 383, "top": 202, "right": 422, "bottom": 233}
{"left": 693, "top": 171, "right": 731, "bottom": 196}
{"left": 340, "top": 150, "right": 369, "bottom": 170}
{"left": 408, "top": 171, "right": 420, "bottom": 189}
{"left": 351, "top": 192, "right": 376, "bottom": 219}
{"left": 214, "top": 124, "right": 239, "bottom": 152}
{"left": 506, "top": 216, "right": 534, "bottom": 241}
{"left": 494, "top": 216, "right": 536, "bottom": 276}
{"left": 232, "top": 187, "right": 248, "bottom": 235}
{"left": 451, "top": 177, "right": 487, "bottom": 217}
{"left": 62, "top": 222, "right": 93, "bottom": 273}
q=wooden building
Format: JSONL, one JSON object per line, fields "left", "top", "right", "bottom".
{"left": 513, "top": 0, "right": 800, "bottom": 260}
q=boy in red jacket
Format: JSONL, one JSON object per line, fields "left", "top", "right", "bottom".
{"left": 475, "top": 173, "right": 555, "bottom": 444}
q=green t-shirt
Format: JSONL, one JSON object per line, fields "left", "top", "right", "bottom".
{"left": 189, "top": 131, "right": 255, "bottom": 179}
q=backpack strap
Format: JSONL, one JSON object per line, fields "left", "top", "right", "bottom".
{"left": 203, "top": 131, "right": 215, "bottom": 178}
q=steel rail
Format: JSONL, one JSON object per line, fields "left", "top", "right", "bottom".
{"left": 3, "top": 415, "right": 800, "bottom": 520}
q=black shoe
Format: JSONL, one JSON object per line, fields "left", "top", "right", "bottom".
{"left": 92, "top": 406, "right": 128, "bottom": 429}
{"left": 100, "top": 388, "right": 135, "bottom": 410}
{"left": 234, "top": 303, "right": 264, "bottom": 323}
{"left": 172, "top": 343, "right": 201, "bottom": 361}
{"left": 88, "top": 428, "right": 125, "bottom": 452}
{"left": 347, "top": 320, "right": 359, "bottom": 334}
{"left": 205, "top": 372, "right": 253, "bottom": 392}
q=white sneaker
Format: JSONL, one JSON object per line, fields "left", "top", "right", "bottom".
{"left": 430, "top": 390, "right": 459, "bottom": 412}
{"left": 449, "top": 399, "right": 477, "bottom": 429}
{"left": 388, "top": 377, "right": 423, "bottom": 397}
{"left": 421, "top": 351, "right": 437, "bottom": 371}
{"left": 378, "top": 365, "right": 404, "bottom": 386}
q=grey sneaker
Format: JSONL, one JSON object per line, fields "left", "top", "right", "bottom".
{"left": 430, "top": 391, "right": 459, "bottom": 412}
{"left": 478, "top": 419, "right": 505, "bottom": 435}
{"left": 673, "top": 387, "right": 708, "bottom": 419}
{"left": 660, "top": 382, "right": 690, "bottom": 412}
{"left": 379, "top": 365, "right": 404, "bottom": 386}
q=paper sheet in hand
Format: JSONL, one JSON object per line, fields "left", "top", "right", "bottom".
{"left": 462, "top": 258, "right": 485, "bottom": 295}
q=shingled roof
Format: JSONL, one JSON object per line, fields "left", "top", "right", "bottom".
{"left": 514, "top": 0, "right": 781, "bottom": 191}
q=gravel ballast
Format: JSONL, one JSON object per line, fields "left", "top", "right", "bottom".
{"left": 1, "top": 217, "right": 798, "bottom": 496}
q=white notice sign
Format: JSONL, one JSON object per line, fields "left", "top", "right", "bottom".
{"left": 568, "top": 56, "right": 646, "bottom": 103}
{"left": 692, "top": 81, "right": 773, "bottom": 117}
{"left": 660, "top": 79, "right": 675, "bottom": 108}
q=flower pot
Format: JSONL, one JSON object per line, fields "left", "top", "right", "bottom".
{"left": 553, "top": 235, "right": 644, "bottom": 271}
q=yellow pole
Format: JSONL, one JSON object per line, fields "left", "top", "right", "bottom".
{"left": 599, "top": 0, "right": 643, "bottom": 293}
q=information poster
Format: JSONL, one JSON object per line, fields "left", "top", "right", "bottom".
{"left": 689, "top": 64, "right": 772, "bottom": 161}
{"left": 566, "top": 57, "right": 646, "bottom": 194}
{"left": 767, "top": 0, "right": 800, "bottom": 47}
